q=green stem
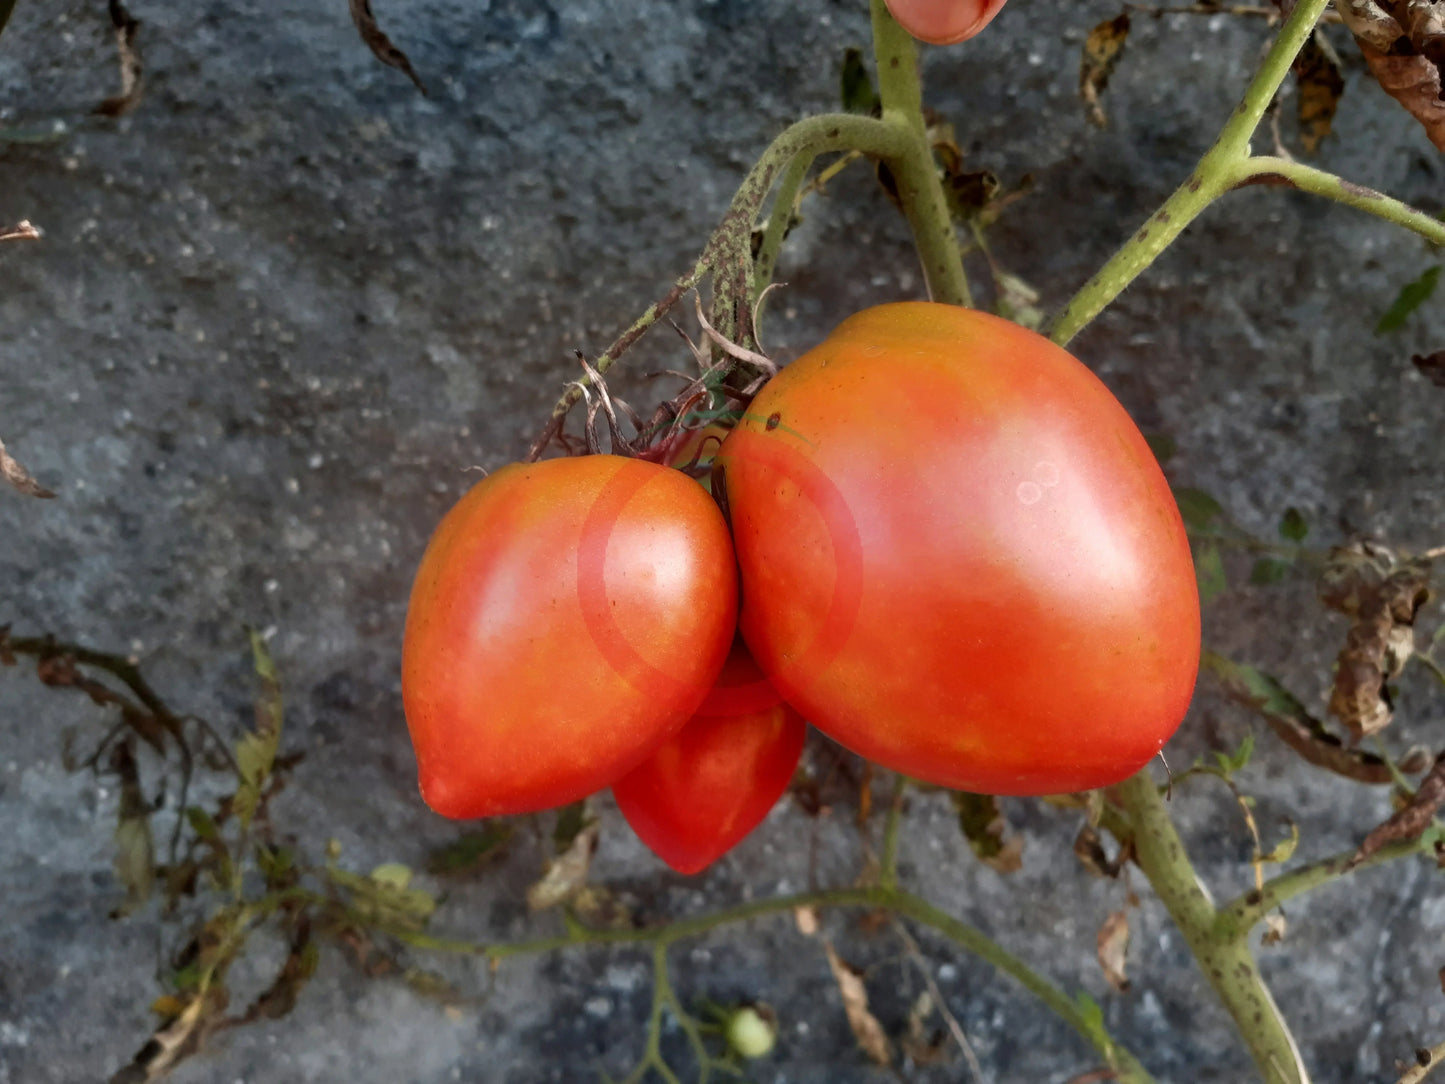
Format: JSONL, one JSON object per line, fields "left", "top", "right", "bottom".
{"left": 1050, "top": 0, "right": 1333, "bottom": 346}
{"left": 1229, "top": 157, "right": 1445, "bottom": 247}
{"left": 752, "top": 149, "right": 818, "bottom": 299}
{"left": 1217, "top": 826, "right": 1445, "bottom": 936}
{"left": 870, "top": 0, "right": 971, "bottom": 307}
{"left": 394, "top": 883, "right": 1150, "bottom": 1078}
{"left": 1114, "top": 770, "right": 1308, "bottom": 1084}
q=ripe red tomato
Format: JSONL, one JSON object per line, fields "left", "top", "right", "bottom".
{"left": 402, "top": 455, "right": 738, "bottom": 818}
{"left": 884, "top": 0, "right": 1009, "bottom": 44}
{"left": 612, "top": 639, "right": 806, "bottom": 874}
{"left": 716, "top": 302, "right": 1199, "bottom": 796}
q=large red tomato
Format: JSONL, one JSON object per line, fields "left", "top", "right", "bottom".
{"left": 612, "top": 639, "right": 806, "bottom": 875}
{"left": 716, "top": 302, "right": 1199, "bottom": 795}
{"left": 884, "top": 0, "right": 1009, "bottom": 45}
{"left": 402, "top": 455, "right": 738, "bottom": 818}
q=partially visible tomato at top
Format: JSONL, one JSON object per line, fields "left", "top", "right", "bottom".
{"left": 402, "top": 454, "right": 738, "bottom": 819}
{"left": 715, "top": 302, "right": 1200, "bottom": 796}
{"left": 884, "top": 0, "right": 1009, "bottom": 44}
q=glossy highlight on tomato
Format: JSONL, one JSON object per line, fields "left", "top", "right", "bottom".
{"left": 402, "top": 454, "right": 738, "bottom": 818}
{"left": 717, "top": 302, "right": 1200, "bottom": 796}
{"left": 884, "top": 0, "right": 1009, "bottom": 45}
{"left": 612, "top": 639, "right": 806, "bottom": 875}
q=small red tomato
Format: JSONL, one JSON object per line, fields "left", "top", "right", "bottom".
{"left": 612, "top": 639, "right": 806, "bottom": 875}
{"left": 402, "top": 455, "right": 738, "bottom": 818}
{"left": 884, "top": 0, "right": 1009, "bottom": 44}
{"left": 717, "top": 302, "right": 1199, "bottom": 796}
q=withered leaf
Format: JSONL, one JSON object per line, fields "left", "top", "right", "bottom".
{"left": 1261, "top": 912, "right": 1288, "bottom": 947}
{"left": 1080, "top": 13, "right": 1131, "bottom": 128}
{"left": 109, "top": 988, "right": 227, "bottom": 1084}
{"left": 953, "top": 791, "right": 1023, "bottom": 873}
{"left": 526, "top": 821, "right": 599, "bottom": 911}
{"left": 1414, "top": 350, "right": 1445, "bottom": 386}
{"left": 1201, "top": 650, "right": 1395, "bottom": 784}
{"left": 95, "top": 0, "right": 143, "bottom": 117}
{"left": 1328, "top": 563, "right": 1430, "bottom": 741}
{"left": 1294, "top": 32, "right": 1345, "bottom": 154}
{"left": 0, "top": 436, "right": 55, "bottom": 498}
{"left": 1359, "top": 40, "right": 1445, "bottom": 152}
{"left": 900, "top": 992, "right": 951, "bottom": 1067}
{"left": 1349, "top": 752, "right": 1445, "bottom": 869}
{"left": 230, "top": 916, "right": 318, "bottom": 1024}
{"left": 349, "top": 0, "right": 427, "bottom": 95}
{"left": 1074, "top": 824, "right": 1127, "bottom": 879}
{"left": 0, "top": 220, "right": 41, "bottom": 243}
{"left": 110, "top": 740, "right": 155, "bottom": 918}
{"left": 1096, "top": 910, "right": 1131, "bottom": 992}
{"left": 823, "top": 941, "right": 892, "bottom": 1066}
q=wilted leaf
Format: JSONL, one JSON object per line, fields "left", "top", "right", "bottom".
{"left": 425, "top": 823, "right": 513, "bottom": 875}
{"left": 1250, "top": 556, "right": 1293, "bottom": 586}
{"left": 0, "top": 220, "right": 41, "bottom": 243}
{"left": 1378, "top": 266, "right": 1441, "bottom": 334}
{"left": 109, "top": 987, "right": 226, "bottom": 1084}
{"left": 571, "top": 885, "right": 635, "bottom": 930}
{"left": 823, "top": 941, "right": 892, "bottom": 1066}
{"left": 232, "top": 916, "right": 318, "bottom": 1024}
{"left": 1096, "top": 910, "right": 1130, "bottom": 992}
{"left": 900, "top": 992, "right": 950, "bottom": 1067}
{"left": 1073, "top": 824, "right": 1126, "bottom": 878}
{"left": 110, "top": 740, "right": 154, "bottom": 918}
{"left": 95, "top": 0, "right": 144, "bottom": 117}
{"left": 527, "top": 821, "right": 599, "bottom": 911}
{"left": 1258, "top": 818, "right": 1300, "bottom": 865}
{"left": 1413, "top": 350, "right": 1445, "bottom": 387}
{"left": 1358, "top": 42, "right": 1445, "bottom": 153}
{"left": 1279, "top": 507, "right": 1309, "bottom": 543}
{"left": 1292, "top": 33, "right": 1345, "bottom": 153}
{"left": 553, "top": 800, "right": 594, "bottom": 853}
{"left": 349, "top": 0, "right": 426, "bottom": 95}
{"left": 403, "top": 966, "right": 465, "bottom": 1006}
{"left": 1080, "top": 13, "right": 1131, "bottom": 127}
{"left": 952, "top": 791, "right": 1023, "bottom": 873}
{"left": 1202, "top": 651, "right": 1396, "bottom": 784}
{"left": 1350, "top": 752, "right": 1445, "bottom": 869}
{"left": 840, "top": 47, "right": 879, "bottom": 115}
{"left": 1173, "top": 487, "right": 1225, "bottom": 532}
{"left": 0, "top": 436, "right": 55, "bottom": 498}
{"left": 1196, "top": 542, "right": 1227, "bottom": 603}
{"left": 1328, "top": 564, "right": 1430, "bottom": 740}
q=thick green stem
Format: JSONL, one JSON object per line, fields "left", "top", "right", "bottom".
{"left": 752, "top": 149, "right": 818, "bottom": 299}
{"left": 1115, "top": 771, "right": 1309, "bottom": 1084}
{"left": 870, "top": 0, "right": 971, "bottom": 307}
{"left": 1050, "top": 0, "right": 1333, "bottom": 346}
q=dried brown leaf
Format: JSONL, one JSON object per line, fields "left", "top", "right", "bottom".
{"left": 1328, "top": 563, "right": 1431, "bottom": 740}
{"left": 1074, "top": 824, "right": 1128, "bottom": 878}
{"left": 526, "top": 821, "right": 598, "bottom": 911}
{"left": 900, "top": 992, "right": 951, "bottom": 1067}
{"left": 1261, "top": 912, "right": 1288, "bottom": 947}
{"left": 1080, "top": 13, "right": 1131, "bottom": 128}
{"left": 0, "top": 221, "right": 41, "bottom": 243}
{"left": 1349, "top": 752, "right": 1445, "bottom": 868}
{"left": 1337, "top": 0, "right": 1445, "bottom": 151}
{"left": 95, "top": 0, "right": 143, "bottom": 117}
{"left": 1293, "top": 32, "right": 1345, "bottom": 153}
{"left": 349, "top": 0, "right": 427, "bottom": 95}
{"left": 109, "top": 987, "right": 226, "bottom": 1084}
{"left": 0, "top": 436, "right": 54, "bottom": 498}
{"left": 823, "top": 941, "right": 893, "bottom": 1066}
{"left": 795, "top": 905, "right": 820, "bottom": 937}
{"left": 1096, "top": 910, "right": 1131, "bottom": 992}
{"left": 1414, "top": 351, "right": 1445, "bottom": 386}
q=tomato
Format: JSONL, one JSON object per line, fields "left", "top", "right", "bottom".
{"left": 716, "top": 302, "right": 1199, "bottom": 796}
{"left": 402, "top": 455, "right": 738, "bottom": 818}
{"left": 884, "top": 0, "right": 1009, "bottom": 45}
{"left": 612, "top": 638, "right": 806, "bottom": 874}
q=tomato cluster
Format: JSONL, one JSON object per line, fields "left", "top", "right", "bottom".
{"left": 402, "top": 302, "right": 1200, "bottom": 873}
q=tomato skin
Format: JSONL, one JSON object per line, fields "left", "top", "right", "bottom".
{"left": 402, "top": 455, "right": 738, "bottom": 819}
{"left": 612, "top": 639, "right": 806, "bottom": 875}
{"left": 717, "top": 302, "right": 1200, "bottom": 796}
{"left": 884, "top": 0, "right": 1009, "bottom": 44}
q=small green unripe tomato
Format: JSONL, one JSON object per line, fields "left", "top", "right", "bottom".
{"left": 724, "top": 1003, "right": 778, "bottom": 1060}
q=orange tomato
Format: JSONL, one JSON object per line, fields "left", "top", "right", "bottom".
{"left": 716, "top": 302, "right": 1199, "bottom": 795}
{"left": 402, "top": 455, "right": 738, "bottom": 818}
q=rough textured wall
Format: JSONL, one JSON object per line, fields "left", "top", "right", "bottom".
{"left": 2, "top": 1, "right": 1443, "bottom": 1081}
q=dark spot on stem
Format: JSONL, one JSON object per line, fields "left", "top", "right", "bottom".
{"left": 1154, "top": 210, "right": 1170, "bottom": 224}
{"left": 1186, "top": 176, "right": 1203, "bottom": 193}
{"left": 1245, "top": 889, "right": 1263, "bottom": 906}
{"left": 1136, "top": 228, "right": 1149, "bottom": 242}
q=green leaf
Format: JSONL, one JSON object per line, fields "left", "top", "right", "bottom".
{"left": 426, "top": 823, "right": 513, "bottom": 875}
{"left": 186, "top": 806, "right": 222, "bottom": 844}
{"left": 840, "top": 47, "right": 879, "bottom": 115}
{"left": 233, "top": 631, "right": 283, "bottom": 829}
{"left": 1249, "top": 557, "right": 1293, "bottom": 586}
{"left": 1072, "top": 991, "right": 1109, "bottom": 1044}
{"left": 1376, "top": 265, "right": 1440, "bottom": 334}
{"left": 1278, "top": 507, "right": 1308, "bottom": 542}
{"left": 370, "top": 862, "right": 413, "bottom": 890}
{"left": 553, "top": 800, "right": 593, "bottom": 854}
{"left": 1196, "top": 541, "right": 1227, "bottom": 603}
{"left": 1173, "top": 487, "right": 1225, "bottom": 532}
{"left": 1213, "top": 734, "right": 1255, "bottom": 777}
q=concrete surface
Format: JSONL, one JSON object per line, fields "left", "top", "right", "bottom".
{"left": 2, "top": 1, "right": 1443, "bottom": 1081}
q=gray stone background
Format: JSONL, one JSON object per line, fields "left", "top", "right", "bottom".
{"left": 2, "top": 0, "right": 1443, "bottom": 1081}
